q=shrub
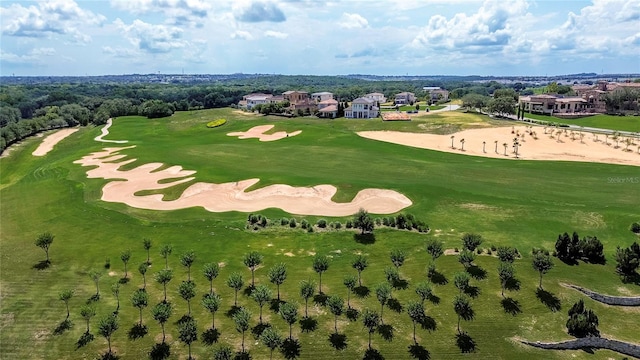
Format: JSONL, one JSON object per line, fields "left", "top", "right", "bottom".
{"left": 487, "top": 249, "right": 492, "bottom": 255}
{"left": 476, "top": 248, "right": 483, "bottom": 255}
{"left": 289, "top": 218, "right": 297, "bottom": 228}
{"left": 334, "top": 222, "right": 342, "bottom": 230}
{"left": 104, "top": 258, "right": 111, "bottom": 269}
{"left": 375, "top": 218, "right": 382, "bottom": 226}
{"left": 345, "top": 220, "right": 353, "bottom": 229}
{"left": 396, "top": 214, "right": 407, "bottom": 229}
{"left": 491, "top": 245, "right": 497, "bottom": 251}
{"left": 631, "top": 222, "right": 640, "bottom": 234}
{"left": 454, "top": 247, "right": 459, "bottom": 253}
{"left": 301, "top": 219, "right": 309, "bottom": 229}
{"left": 206, "top": 119, "right": 227, "bottom": 128}
{"left": 382, "top": 217, "right": 390, "bottom": 226}
{"left": 260, "top": 217, "right": 268, "bottom": 227}
{"left": 387, "top": 217, "right": 396, "bottom": 227}
{"left": 307, "top": 225, "right": 314, "bottom": 233}
{"left": 280, "top": 218, "right": 289, "bottom": 226}
{"left": 317, "top": 219, "right": 327, "bottom": 228}
{"left": 461, "top": 233, "right": 483, "bottom": 251}
{"left": 248, "top": 214, "right": 259, "bottom": 224}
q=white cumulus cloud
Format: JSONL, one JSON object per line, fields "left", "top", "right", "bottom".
{"left": 114, "top": 19, "right": 187, "bottom": 53}
{"left": 339, "top": 13, "right": 369, "bottom": 29}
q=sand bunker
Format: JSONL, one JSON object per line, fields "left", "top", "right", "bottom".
{"left": 228, "top": 125, "right": 301, "bottom": 142}
{"left": 95, "top": 119, "right": 128, "bottom": 143}
{"left": 32, "top": 128, "right": 79, "bottom": 156}
{"left": 74, "top": 147, "right": 412, "bottom": 216}
{"left": 358, "top": 125, "right": 639, "bottom": 167}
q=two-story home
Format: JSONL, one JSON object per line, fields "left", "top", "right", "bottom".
{"left": 311, "top": 92, "right": 334, "bottom": 103}
{"left": 344, "top": 97, "right": 379, "bottom": 119}
{"left": 518, "top": 94, "right": 589, "bottom": 115}
{"left": 283, "top": 91, "right": 309, "bottom": 103}
{"left": 240, "top": 93, "right": 274, "bottom": 110}
{"left": 317, "top": 98, "right": 339, "bottom": 118}
{"left": 394, "top": 92, "right": 415, "bottom": 105}
{"left": 363, "top": 92, "right": 387, "bottom": 104}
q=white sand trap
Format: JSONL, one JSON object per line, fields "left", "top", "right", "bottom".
{"left": 358, "top": 125, "right": 640, "bottom": 167}
{"left": 73, "top": 147, "right": 412, "bottom": 216}
{"left": 227, "top": 125, "right": 302, "bottom": 142}
{"left": 95, "top": 118, "right": 128, "bottom": 143}
{"left": 32, "top": 128, "right": 79, "bottom": 156}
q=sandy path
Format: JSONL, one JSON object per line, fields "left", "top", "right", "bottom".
{"left": 228, "top": 125, "right": 302, "bottom": 141}
{"left": 74, "top": 147, "right": 412, "bottom": 216}
{"left": 358, "top": 125, "right": 639, "bottom": 167}
{"left": 32, "top": 128, "right": 79, "bottom": 156}
{"left": 95, "top": 119, "right": 128, "bottom": 143}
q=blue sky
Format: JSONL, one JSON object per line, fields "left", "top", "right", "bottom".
{"left": 1, "top": 0, "right": 639, "bottom": 76}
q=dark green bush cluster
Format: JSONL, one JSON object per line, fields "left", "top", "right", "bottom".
{"left": 247, "top": 213, "right": 268, "bottom": 230}
{"left": 630, "top": 222, "right": 640, "bottom": 234}
{"left": 317, "top": 219, "right": 327, "bottom": 228}
{"left": 614, "top": 242, "right": 640, "bottom": 279}
{"left": 381, "top": 213, "right": 429, "bottom": 233}
{"left": 554, "top": 231, "right": 605, "bottom": 264}
{"left": 566, "top": 300, "right": 599, "bottom": 338}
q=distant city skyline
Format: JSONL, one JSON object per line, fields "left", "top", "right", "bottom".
{"left": 1, "top": 0, "right": 639, "bottom": 77}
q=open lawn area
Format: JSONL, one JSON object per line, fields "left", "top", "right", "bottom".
{"left": 524, "top": 112, "right": 640, "bottom": 132}
{"left": 1, "top": 108, "right": 639, "bottom": 360}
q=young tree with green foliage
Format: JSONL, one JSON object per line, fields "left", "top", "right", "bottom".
{"left": 143, "top": 238, "right": 152, "bottom": 265}
{"left": 111, "top": 282, "right": 120, "bottom": 312}
{"left": 300, "top": 280, "right": 315, "bottom": 317}
{"left": 453, "top": 294, "right": 474, "bottom": 334}
{"left": 251, "top": 284, "right": 272, "bottom": 324}
{"left": 201, "top": 292, "right": 221, "bottom": 329}
{"left": 178, "top": 316, "right": 198, "bottom": 360}
{"left": 406, "top": 301, "right": 425, "bottom": 343}
{"left": 312, "top": 254, "right": 329, "bottom": 294}
{"left": 458, "top": 249, "right": 476, "bottom": 269}
{"left": 374, "top": 283, "right": 392, "bottom": 324}
{"left": 415, "top": 281, "right": 433, "bottom": 305}
{"left": 226, "top": 272, "right": 244, "bottom": 306}
{"left": 390, "top": 249, "right": 406, "bottom": 269}
{"left": 203, "top": 262, "right": 220, "bottom": 295}
{"left": 120, "top": 249, "right": 131, "bottom": 279}
{"left": 180, "top": 251, "right": 196, "bottom": 281}
{"left": 453, "top": 272, "right": 471, "bottom": 294}
{"left": 233, "top": 307, "right": 251, "bottom": 352}
{"left": 80, "top": 305, "right": 96, "bottom": 333}
{"left": 461, "top": 233, "right": 483, "bottom": 251}
{"left": 160, "top": 244, "right": 172, "bottom": 269}
{"left": 243, "top": 251, "right": 263, "bottom": 287}
{"left": 35, "top": 232, "right": 54, "bottom": 263}
{"left": 327, "top": 295, "right": 345, "bottom": 333}
{"left": 351, "top": 254, "right": 368, "bottom": 286}
{"left": 59, "top": 289, "right": 73, "bottom": 319}
{"left": 532, "top": 251, "right": 554, "bottom": 289}
{"left": 154, "top": 269, "right": 173, "bottom": 302}
{"left": 267, "top": 263, "right": 287, "bottom": 301}
{"left": 138, "top": 262, "right": 148, "bottom": 290}
{"left": 497, "top": 246, "right": 517, "bottom": 263}
{"left": 343, "top": 275, "right": 357, "bottom": 308}
{"left": 354, "top": 208, "right": 374, "bottom": 234}
{"left": 497, "top": 262, "right": 515, "bottom": 298}
{"left": 89, "top": 270, "right": 102, "bottom": 299}
{"left": 384, "top": 266, "right": 401, "bottom": 287}
{"left": 179, "top": 280, "right": 196, "bottom": 315}
{"left": 98, "top": 314, "right": 118, "bottom": 356}
{"left": 131, "top": 289, "right": 149, "bottom": 325}
{"left": 261, "top": 327, "right": 283, "bottom": 360}
{"left": 213, "top": 344, "right": 234, "bottom": 360}
{"left": 426, "top": 239, "right": 444, "bottom": 264}
{"left": 279, "top": 302, "right": 298, "bottom": 339}
{"left": 362, "top": 309, "right": 380, "bottom": 349}
{"left": 151, "top": 301, "right": 172, "bottom": 343}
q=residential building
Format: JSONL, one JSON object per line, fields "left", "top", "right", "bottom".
{"left": 394, "top": 92, "right": 415, "bottom": 105}
{"left": 518, "top": 95, "right": 589, "bottom": 115}
{"left": 240, "top": 93, "right": 274, "bottom": 110}
{"left": 311, "top": 92, "right": 334, "bottom": 103}
{"left": 283, "top": 91, "right": 309, "bottom": 103}
{"left": 344, "top": 97, "right": 379, "bottom": 119}
{"left": 429, "top": 89, "right": 450, "bottom": 103}
{"left": 363, "top": 92, "right": 387, "bottom": 104}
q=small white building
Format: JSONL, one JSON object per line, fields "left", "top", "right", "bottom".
{"left": 311, "top": 92, "right": 334, "bottom": 103}
{"left": 364, "top": 92, "right": 387, "bottom": 104}
{"left": 344, "top": 97, "right": 379, "bottom": 119}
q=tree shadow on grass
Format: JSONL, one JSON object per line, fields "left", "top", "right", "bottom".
{"left": 243, "top": 285, "right": 255, "bottom": 297}
{"left": 354, "top": 233, "right": 376, "bottom": 245}
{"left": 313, "top": 293, "right": 328, "bottom": 306}
{"left": 53, "top": 319, "right": 73, "bottom": 335}
{"left": 176, "top": 314, "right": 194, "bottom": 325}
{"left": 127, "top": 324, "right": 148, "bottom": 340}
{"left": 387, "top": 298, "right": 403, "bottom": 313}
{"left": 251, "top": 323, "right": 271, "bottom": 339}
{"left": 363, "top": 348, "right": 384, "bottom": 360}
{"left": 328, "top": 333, "right": 347, "bottom": 350}
{"left": 118, "top": 277, "right": 130, "bottom": 284}
{"left": 269, "top": 299, "right": 283, "bottom": 313}
{"left": 354, "top": 286, "right": 370, "bottom": 298}
{"left": 226, "top": 305, "right": 241, "bottom": 318}
{"left": 234, "top": 350, "right": 251, "bottom": 360}
{"left": 75, "top": 332, "right": 94, "bottom": 348}
{"left": 100, "top": 352, "right": 120, "bottom": 360}
{"left": 392, "top": 279, "right": 409, "bottom": 290}
{"left": 408, "top": 343, "right": 431, "bottom": 360}
{"left": 455, "top": 332, "right": 476, "bottom": 353}
{"left": 463, "top": 285, "right": 480, "bottom": 298}
{"left": 149, "top": 342, "right": 171, "bottom": 360}
{"left": 378, "top": 324, "right": 394, "bottom": 342}
{"left": 280, "top": 338, "right": 301, "bottom": 359}
{"left": 505, "top": 278, "right": 521, "bottom": 292}
{"left": 466, "top": 265, "right": 487, "bottom": 280}
{"left": 419, "top": 316, "right": 437, "bottom": 332}
{"left": 427, "top": 294, "right": 440, "bottom": 305}
{"left": 299, "top": 317, "right": 318, "bottom": 333}
{"left": 32, "top": 260, "right": 51, "bottom": 270}
{"left": 500, "top": 297, "right": 522, "bottom": 316}
{"left": 87, "top": 294, "right": 100, "bottom": 303}
{"left": 346, "top": 308, "right": 359, "bottom": 321}
{"left": 202, "top": 328, "right": 220, "bottom": 345}
{"left": 428, "top": 271, "right": 448, "bottom": 285}
{"left": 536, "top": 288, "right": 561, "bottom": 312}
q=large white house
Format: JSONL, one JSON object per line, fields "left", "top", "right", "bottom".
{"left": 344, "top": 97, "right": 379, "bottom": 119}
{"left": 242, "top": 93, "right": 274, "bottom": 110}
{"left": 311, "top": 92, "right": 334, "bottom": 103}
{"left": 364, "top": 92, "right": 386, "bottom": 104}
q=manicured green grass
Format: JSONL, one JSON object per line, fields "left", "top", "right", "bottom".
{"left": 1, "top": 108, "right": 639, "bottom": 360}
{"left": 381, "top": 104, "right": 444, "bottom": 112}
{"left": 523, "top": 112, "right": 640, "bottom": 132}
